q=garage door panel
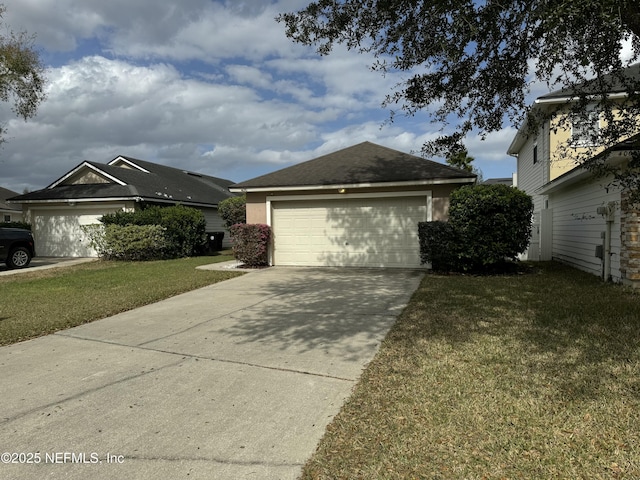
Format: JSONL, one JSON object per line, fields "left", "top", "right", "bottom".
{"left": 33, "top": 208, "right": 116, "bottom": 257}
{"left": 272, "top": 196, "right": 427, "bottom": 268}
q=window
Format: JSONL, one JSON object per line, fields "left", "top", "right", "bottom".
{"left": 3, "top": 214, "right": 10, "bottom": 222}
{"left": 571, "top": 109, "right": 600, "bottom": 146}
{"left": 533, "top": 141, "right": 538, "bottom": 164}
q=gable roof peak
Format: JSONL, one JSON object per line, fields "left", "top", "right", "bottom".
{"left": 232, "top": 141, "right": 475, "bottom": 190}
{"left": 108, "top": 155, "right": 151, "bottom": 173}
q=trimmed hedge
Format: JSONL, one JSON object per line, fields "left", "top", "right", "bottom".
{"left": 100, "top": 205, "right": 206, "bottom": 258}
{"left": 229, "top": 223, "right": 270, "bottom": 267}
{"left": 419, "top": 184, "right": 533, "bottom": 272}
{"left": 89, "top": 224, "right": 169, "bottom": 261}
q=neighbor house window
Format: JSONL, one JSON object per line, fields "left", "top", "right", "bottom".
{"left": 571, "top": 108, "right": 600, "bottom": 146}
{"left": 3, "top": 214, "right": 10, "bottom": 222}
{"left": 533, "top": 141, "right": 538, "bottom": 164}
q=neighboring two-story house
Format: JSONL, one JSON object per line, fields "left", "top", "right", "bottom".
{"left": 508, "top": 65, "right": 640, "bottom": 287}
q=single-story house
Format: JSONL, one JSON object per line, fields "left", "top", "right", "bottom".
{"left": 482, "top": 177, "right": 515, "bottom": 187}
{"left": 0, "top": 187, "right": 23, "bottom": 223}
{"left": 230, "top": 141, "right": 476, "bottom": 268}
{"left": 9, "top": 156, "right": 236, "bottom": 257}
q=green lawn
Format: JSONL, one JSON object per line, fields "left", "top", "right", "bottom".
{"left": 302, "top": 262, "right": 640, "bottom": 480}
{"left": 0, "top": 255, "right": 242, "bottom": 346}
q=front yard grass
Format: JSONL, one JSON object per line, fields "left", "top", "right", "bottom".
{"left": 302, "top": 262, "right": 640, "bottom": 479}
{"left": 0, "top": 255, "right": 242, "bottom": 346}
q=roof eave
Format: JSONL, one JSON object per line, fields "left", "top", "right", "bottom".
{"left": 537, "top": 149, "right": 634, "bottom": 195}
{"left": 9, "top": 196, "right": 142, "bottom": 204}
{"left": 230, "top": 177, "right": 476, "bottom": 193}
{"left": 535, "top": 91, "right": 630, "bottom": 104}
{"left": 9, "top": 195, "right": 220, "bottom": 208}
{"left": 508, "top": 92, "right": 633, "bottom": 156}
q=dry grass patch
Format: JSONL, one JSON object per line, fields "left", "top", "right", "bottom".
{"left": 302, "top": 262, "right": 640, "bottom": 479}
{"left": 0, "top": 255, "right": 241, "bottom": 346}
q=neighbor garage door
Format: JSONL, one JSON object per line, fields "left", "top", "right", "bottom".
{"left": 32, "top": 207, "right": 114, "bottom": 257}
{"left": 271, "top": 195, "right": 428, "bottom": 268}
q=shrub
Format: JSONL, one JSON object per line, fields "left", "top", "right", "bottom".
{"left": 449, "top": 184, "right": 533, "bottom": 266}
{"left": 100, "top": 205, "right": 206, "bottom": 258}
{"left": 418, "top": 221, "right": 460, "bottom": 272}
{"left": 218, "top": 195, "right": 246, "bottom": 229}
{"left": 229, "top": 223, "right": 270, "bottom": 267}
{"left": 419, "top": 184, "right": 533, "bottom": 272}
{"left": 155, "top": 205, "right": 206, "bottom": 257}
{"left": 85, "top": 224, "right": 168, "bottom": 261}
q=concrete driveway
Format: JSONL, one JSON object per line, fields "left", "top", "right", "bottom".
{"left": 0, "top": 266, "right": 423, "bottom": 479}
{"left": 0, "top": 257, "right": 95, "bottom": 276}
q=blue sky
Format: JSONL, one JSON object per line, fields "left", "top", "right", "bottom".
{"left": 1, "top": 0, "right": 526, "bottom": 192}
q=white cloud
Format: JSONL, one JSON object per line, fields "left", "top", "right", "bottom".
{"left": 0, "top": 0, "right": 519, "bottom": 192}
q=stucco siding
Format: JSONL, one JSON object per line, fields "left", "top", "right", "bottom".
{"left": 246, "top": 184, "right": 460, "bottom": 227}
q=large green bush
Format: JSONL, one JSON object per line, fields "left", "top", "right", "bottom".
{"left": 417, "top": 221, "right": 460, "bottom": 272}
{"left": 419, "top": 184, "right": 533, "bottom": 272}
{"left": 101, "top": 224, "right": 168, "bottom": 260}
{"left": 99, "top": 205, "right": 206, "bottom": 259}
{"left": 218, "top": 194, "right": 246, "bottom": 228}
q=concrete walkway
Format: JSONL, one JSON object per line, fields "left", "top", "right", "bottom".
{"left": 0, "top": 266, "right": 423, "bottom": 479}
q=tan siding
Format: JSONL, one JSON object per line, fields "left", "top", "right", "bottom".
{"left": 62, "top": 170, "right": 111, "bottom": 185}
{"left": 247, "top": 184, "right": 460, "bottom": 224}
{"left": 246, "top": 192, "right": 267, "bottom": 224}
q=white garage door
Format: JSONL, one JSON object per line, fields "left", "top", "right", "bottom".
{"left": 33, "top": 208, "right": 108, "bottom": 257}
{"left": 272, "top": 195, "right": 428, "bottom": 268}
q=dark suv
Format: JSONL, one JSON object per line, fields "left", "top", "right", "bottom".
{"left": 0, "top": 227, "right": 36, "bottom": 269}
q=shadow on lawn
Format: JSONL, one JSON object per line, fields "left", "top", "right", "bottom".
{"left": 399, "top": 262, "right": 640, "bottom": 401}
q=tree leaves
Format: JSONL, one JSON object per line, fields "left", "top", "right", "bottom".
{"left": 0, "top": 4, "right": 47, "bottom": 145}
{"left": 277, "top": 0, "right": 640, "bottom": 158}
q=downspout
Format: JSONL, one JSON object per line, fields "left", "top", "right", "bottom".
{"left": 598, "top": 202, "right": 615, "bottom": 282}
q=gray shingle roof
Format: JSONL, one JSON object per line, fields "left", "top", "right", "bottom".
{"left": 0, "top": 186, "right": 22, "bottom": 211}
{"left": 232, "top": 142, "right": 475, "bottom": 189}
{"left": 8, "top": 157, "right": 235, "bottom": 206}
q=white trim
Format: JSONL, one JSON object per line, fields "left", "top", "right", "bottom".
{"left": 534, "top": 92, "right": 629, "bottom": 105}
{"left": 15, "top": 197, "right": 141, "bottom": 204}
{"left": 49, "top": 162, "right": 127, "bottom": 188}
{"left": 108, "top": 156, "right": 151, "bottom": 173}
{"left": 537, "top": 150, "right": 631, "bottom": 195}
{"left": 14, "top": 197, "right": 220, "bottom": 208}
{"left": 29, "top": 203, "right": 129, "bottom": 212}
{"left": 230, "top": 177, "right": 474, "bottom": 193}
{"left": 266, "top": 191, "right": 432, "bottom": 267}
